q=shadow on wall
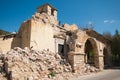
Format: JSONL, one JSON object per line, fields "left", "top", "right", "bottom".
{"left": 11, "top": 36, "right": 21, "bottom": 49}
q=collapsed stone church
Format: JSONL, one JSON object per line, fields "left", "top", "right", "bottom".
{"left": 0, "top": 4, "right": 111, "bottom": 72}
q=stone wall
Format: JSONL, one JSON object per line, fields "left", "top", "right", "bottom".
{"left": 68, "top": 51, "right": 85, "bottom": 72}
{"left": 30, "top": 19, "right": 55, "bottom": 52}
{"left": 11, "top": 37, "right": 21, "bottom": 49}
{"left": 18, "top": 20, "right": 31, "bottom": 48}
{"left": 67, "top": 30, "right": 108, "bottom": 71}
{"left": 0, "top": 38, "right": 13, "bottom": 53}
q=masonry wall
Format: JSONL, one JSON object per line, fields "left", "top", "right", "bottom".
{"left": 11, "top": 37, "right": 21, "bottom": 49}
{"left": 82, "top": 35, "right": 104, "bottom": 69}
{"left": 18, "top": 20, "right": 31, "bottom": 48}
{"left": 68, "top": 30, "right": 107, "bottom": 71}
{"left": 0, "top": 38, "right": 13, "bottom": 53}
{"left": 30, "top": 20, "right": 55, "bottom": 52}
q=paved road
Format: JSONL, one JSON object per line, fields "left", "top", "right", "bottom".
{"left": 68, "top": 69, "right": 120, "bottom": 80}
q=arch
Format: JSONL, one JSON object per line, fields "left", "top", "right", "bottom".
{"left": 84, "top": 38, "right": 99, "bottom": 67}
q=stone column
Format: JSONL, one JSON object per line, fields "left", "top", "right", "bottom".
{"left": 68, "top": 51, "right": 85, "bottom": 72}
{"left": 98, "top": 55, "right": 104, "bottom": 70}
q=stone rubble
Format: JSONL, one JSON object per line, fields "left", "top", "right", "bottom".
{"left": 0, "top": 47, "right": 100, "bottom": 80}
{"left": 84, "top": 64, "right": 100, "bottom": 73}
{"left": 0, "top": 47, "right": 72, "bottom": 80}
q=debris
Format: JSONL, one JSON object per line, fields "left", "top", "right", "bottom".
{"left": 0, "top": 47, "right": 72, "bottom": 80}
{"left": 0, "top": 47, "right": 100, "bottom": 79}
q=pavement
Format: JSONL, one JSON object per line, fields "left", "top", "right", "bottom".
{"left": 68, "top": 69, "right": 120, "bottom": 80}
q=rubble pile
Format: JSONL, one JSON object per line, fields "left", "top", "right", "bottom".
{"left": 0, "top": 54, "right": 7, "bottom": 80}
{"left": 84, "top": 64, "right": 100, "bottom": 73}
{"left": 0, "top": 73, "right": 6, "bottom": 80}
{"left": 0, "top": 47, "right": 101, "bottom": 80}
{"left": 0, "top": 47, "right": 72, "bottom": 80}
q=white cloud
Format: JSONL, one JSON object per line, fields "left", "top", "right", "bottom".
{"left": 110, "top": 20, "right": 115, "bottom": 23}
{"left": 88, "top": 21, "right": 93, "bottom": 25}
{"left": 104, "top": 20, "right": 115, "bottom": 24}
{"left": 104, "top": 20, "right": 109, "bottom": 23}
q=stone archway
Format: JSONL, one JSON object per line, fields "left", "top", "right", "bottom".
{"left": 84, "top": 38, "right": 99, "bottom": 68}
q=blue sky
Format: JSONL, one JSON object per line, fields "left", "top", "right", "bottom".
{"left": 0, "top": 0, "right": 120, "bottom": 34}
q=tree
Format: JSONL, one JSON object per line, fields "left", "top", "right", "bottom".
{"left": 0, "top": 29, "right": 10, "bottom": 35}
{"left": 103, "top": 31, "right": 112, "bottom": 40}
{"left": 111, "top": 29, "right": 120, "bottom": 65}
{"left": 103, "top": 30, "right": 120, "bottom": 66}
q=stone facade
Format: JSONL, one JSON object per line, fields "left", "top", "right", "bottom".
{"left": 0, "top": 3, "right": 111, "bottom": 72}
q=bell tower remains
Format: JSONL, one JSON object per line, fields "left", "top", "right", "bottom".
{"left": 37, "top": 3, "right": 57, "bottom": 20}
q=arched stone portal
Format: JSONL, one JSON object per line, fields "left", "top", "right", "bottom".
{"left": 84, "top": 38, "right": 99, "bottom": 68}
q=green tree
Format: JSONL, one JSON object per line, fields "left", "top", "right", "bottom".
{"left": 111, "top": 29, "right": 120, "bottom": 65}
{"left": 103, "top": 30, "right": 120, "bottom": 66}
{"left": 103, "top": 31, "right": 112, "bottom": 40}
{"left": 0, "top": 29, "right": 10, "bottom": 35}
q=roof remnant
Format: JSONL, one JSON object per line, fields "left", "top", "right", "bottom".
{"left": 37, "top": 3, "right": 57, "bottom": 11}
{"left": 84, "top": 29, "right": 111, "bottom": 44}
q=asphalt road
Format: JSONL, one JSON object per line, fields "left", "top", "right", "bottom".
{"left": 68, "top": 69, "right": 120, "bottom": 80}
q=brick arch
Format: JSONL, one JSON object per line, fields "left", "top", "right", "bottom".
{"left": 84, "top": 38, "right": 99, "bottom": 68}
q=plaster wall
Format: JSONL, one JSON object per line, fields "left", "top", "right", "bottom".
{"left": 30, "top": 20, "right": 55, "bottom": 52}
{"left": 19, "top": 20, "right": 31, "bottom": 48}
{"left": 0, "top": 38, "right": 13, "bottom": 53}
